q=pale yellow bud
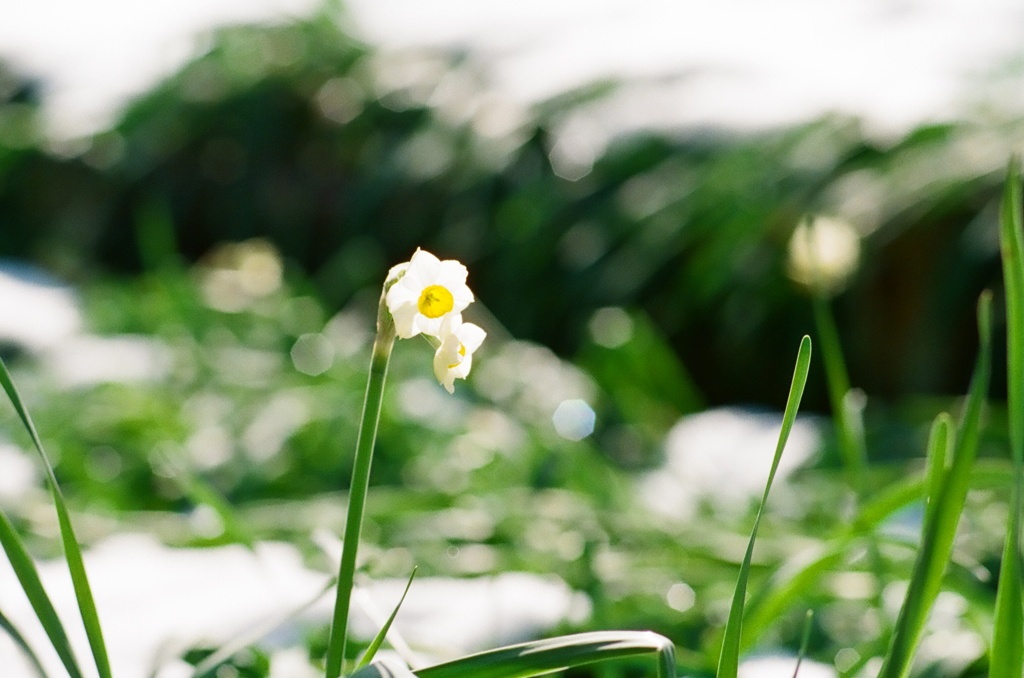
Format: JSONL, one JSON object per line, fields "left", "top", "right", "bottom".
{"left": 787, "top": 216, "right": 861, "bottom": 296}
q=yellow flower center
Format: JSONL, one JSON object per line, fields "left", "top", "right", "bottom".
{"left": 447, "top": 343, "right": 467, "bottom": 370}
{"left": 417, "top": 284, "right": 455, "bottom": 318}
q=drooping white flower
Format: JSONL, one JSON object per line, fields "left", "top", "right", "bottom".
{"left": 385, "top": 249, "right": 474, "bottom": 339}
{"left": 433, "top": 315, "right": 486, "bottom": 394}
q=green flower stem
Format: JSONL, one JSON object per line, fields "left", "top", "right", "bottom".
{"left": 811, "top": 293, "right": 890, "bottom": 641}
{"left": 811, "top": 293, "right": 867, "bottom": 492}
{"left": 326, "top": 292, "right": 396, "bottom": 678}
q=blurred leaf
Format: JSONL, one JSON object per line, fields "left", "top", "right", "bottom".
{"left": 576, "top": 308, "right": 703, "bottom": 447}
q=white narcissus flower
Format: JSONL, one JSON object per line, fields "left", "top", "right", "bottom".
{"left": 433, "top": 315, "right": 486, "bottom": 394}
{"left": 385, "top": 249, "right": 474, "bottom": 339}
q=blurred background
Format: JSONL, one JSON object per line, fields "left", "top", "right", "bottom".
{"left": 0, "top": 1, "right": 1023, "bottom": 676}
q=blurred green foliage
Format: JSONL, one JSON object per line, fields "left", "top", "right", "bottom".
{"left": 0, "top": 15, "right": 1016, "bottom": 411}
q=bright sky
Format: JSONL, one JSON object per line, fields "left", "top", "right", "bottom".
{"left": 1, "top": 0, "right": 1022, "bottom": 141}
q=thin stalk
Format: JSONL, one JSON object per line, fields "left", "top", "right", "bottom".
{"left": 791, "top": 610, "right": 814, "bottom": 678}
{"left": 811, "top": 293, "right": 866, "bottom": 492}
{"left": 812, "top": 293, "right": 890, "bottom": 643}
{"left": 325, "top": 293, "right": 396, "bottom": 678}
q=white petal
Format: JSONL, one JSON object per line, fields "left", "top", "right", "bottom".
{"left": 438, "top": 313, "right": 462, "bottom": 337}
{"left": 453, "top": 353, "right": 473, "bottom": 379}
{"left": 433, "top": 348, "right": 448, "bottom": 382}
{"left": 436, "top": 264, "right": 472, "bottom": 308}
{"left": 457, "top": 323, "right": 486, "bottom": 352}
{"left": 433, "top": 347, "right": 459, "bottom": 393}
{"left": 391, "top": 302, "right": 421, "bottom": 338}
{"left": 452, "top": 285, "right": 474, "bottom": 311}
{"left": 385, "top": 261, "right": 409, "bottom": 284}
{"left": 404, "top": 249, "right": 442, "bottom": 289}
{"left": 415, "top": 312, "right": 453, "bottom": 339}
{"left": 385, "top": 281, "right": 416, "bottom": 311}
{"left": 436, "top": 260, "right": 469, "bottom": 287}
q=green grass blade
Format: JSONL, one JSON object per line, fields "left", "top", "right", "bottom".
{"left": 0, "top": 356, "right": 113, "bottom": 678}
{"left": 414, "top": 631, "right": 676, "bottom": 678}
{"left": 791, "top": 610, "right": 813, "bottom": 678}
{"left": 991, "top": 519, "right": 1023, "bottom": 677}
{"left": 356, "top": 568, "right": 417, "bottom": 669}
{"left": 923, "top": 414, "right": 953, "bottom": 528}
{"left": 741, "top": 544, "right": 844, "bottom": 650}
{"left": 192, "top": 576, "right": 336, "bottom": 678}
{"left": 152, "top": 448, "right": 254, "bottom": 549}
{"left": 877, "top": 292, "right": 992, "bottom": 678}
{"left": 992, "top": 157, "right": 1024, "bottom": 678}
{"left": 351, "top": 656, "right": 418, "bottom": 678}
{"left": 1000, "top": 155, "right": 1024, "bottom": 470}
{"left": 716, "top": 335, "right": 812, "bottom": 678}
{"left": 0, "top": 604, "right": 50, "bottom": 678}
{"left": 0, "top": 510, "right": 84, "bottom": 678}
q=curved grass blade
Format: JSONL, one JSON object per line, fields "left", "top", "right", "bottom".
{"left": 414, "top": 631, "right": 676, "bottom": 678}
{"left": 0, "top": 607, "right": 49, "bottom": 678}
{"left": 351, "top": 655, "right": 418, "bottom": 678}
{"left": 992, "top": 157, "right": 1024, "bottom": 678}
{"left": 741, "top": 544, "right": 843, "bottom": 650}
{"left": 0, "top": 588, "right": 57, "bottom": 678}
{"left": 876, "top": 292, "right": 992, "bottom": 678}
{"left": 151, "top": 448, "right": 254, "bottom": 549}
{"left": 191, "top": 576, "right": 336, "bottom": 678}
{"left": 356, "top": 568, "right": 417, "bottom": 670}
{"left": 0, "top": 357, "right": 112, "bottom": 678}
{"left": 991, "top": 512, "right": 1023, "bottom": 678}
{"left": 923, "top": 415, "right": 953, "bottom": 527}
{"left": 0, "top": 510, "right": 84, "bottom": 678}
{"left": 716, "top": 335, "right": 812, "bottom": 678}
